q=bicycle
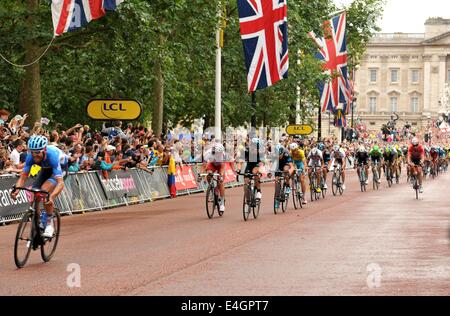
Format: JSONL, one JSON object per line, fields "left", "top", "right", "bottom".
{"left": 409, "top": 165, "right": 421, "bottom": 200}
{"left": 273, "top": 171, "right": 290, "bottom": 214}
{"left": 385, "top": 161, "right": 394, "bottom": 188}
{"left": 200, "top": 172, "right": 224, "bottom": 219}
{"left": 13, "top": 186, "right": 61, "bottom": 269}
{"left": 308, "top": 164, "right": 323, "bottom": 202}
{"left": 357, "top": 163, "right": 368, "bottom": 192}
{"left": 292, "top": 169, "right": 304, "bottom": 210}
{"left": 238, "top": 172, "right": 261, "bottom": 221}
{"left": 331, "top": 163, "right": 344, "bottom": 196}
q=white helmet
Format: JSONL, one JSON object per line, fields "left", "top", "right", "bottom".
{"left": 358, "top": 145, "right": 366, "bottom": 152}
{"left": 311, "top": 147, "right": 318, "bottom": 155}
{"left": 289, "top": 143, "right": 299, "bottom": 150}
{"left": 213, "top": 143, "right": 225, "bottom": 153}
{"left": 333, "top": 144, "right": 340, "bottom": 152}
{"left": 411, "top": 137, "right": 419, "bottom": 146}
{"left": 251, "top": 137, "right": 261, "bottom": 145}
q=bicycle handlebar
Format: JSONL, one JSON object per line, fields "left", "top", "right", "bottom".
{"left": 12, "top": 186, "right": 50, "bottom": 196}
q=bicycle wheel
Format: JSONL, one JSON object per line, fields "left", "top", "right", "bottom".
{"left": 387, "top": 168, "right": 392, "bottom": 187}
{"left": 309, "top": 175, "right": 316, "bottom": 202}
{"left": 414, "top": 179, "right": 419, "bottom": 200}
{"left": 41, "top": 209, "right": 61, "bottom": 262}
{"left": 332, "top": 174, "right": 338, "bottom": 196}
{"left": 281, "top": 184, "right": 288, "bottom": 213}
{"left": 14, "top": 211, "right": 33, "bottom": 269}
{"left": 252, "top": 187, "right": 260, "bottom": 219}
{"left": 292, "top": 179, "right": 300, "bottom": 209}
{"left": 242, "top": 189, "right": 251, "bottom": 221}
{"left": 321, "top": 177, "right": 326, "bottom": 199}
{"left": 205, "top": 186, "right": 216, "bottom": 219}
{"left": 338, "top": 174, "right": 344, "bottom": 195}
{"left": 274, "top": 180, "right": 281, "bottom": 214}
{"left": 373, "top": 170, "right": 379, "bottom": 190}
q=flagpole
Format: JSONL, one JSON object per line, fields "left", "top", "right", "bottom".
{"left": 251, "top": 92, "right": 257, "bottom": 128}
{"left": 215, "top": 1, "right": 223, "bottom": 141}
{"left": 326, "top": 9, "right": 346, "bottom": 19}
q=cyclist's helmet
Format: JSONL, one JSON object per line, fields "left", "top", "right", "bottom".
{"left": 289, "top": 143, "right": 299, "bottom": 150}
{"left": 358, "top": 145, "right": 366, "bottom": 153}
{"left": 373, "top": 145, "right": 379, "bottom": 151}
{"left": 275, "top": 144, "right": 285, "bottom": 155}
{"left": 251, "top": 137, "right": 260, "bottom": 145}
{"left": 411, "top": 137, "right": 419, "bottom": 146}
{"left": 311, "top": 147, "right": 318, "bottom": 155}
{"left": 333, "top": 144, "right": 340, "bottom": 152}
{"left": 318, "top": 143, "right": 325, "bottom": 151}
{"left": 28, "top": 135, "right": 48, "bottom": 151}
{"left": 213, "top": 143, "right": 225, "bottom": 153}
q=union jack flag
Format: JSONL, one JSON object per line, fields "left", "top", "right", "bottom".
{"left": 237, "top": 0, "right": 289, "bottom": 92}
{"left": 51, "top": 0, "right": 125, "bottom": 36}
{"left": 309, "top": 13, "right": 350, "bottom": 113}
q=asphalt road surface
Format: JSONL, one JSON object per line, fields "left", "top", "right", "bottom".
{"left": 0, "top": 170, "right": 449, "bottom": 295}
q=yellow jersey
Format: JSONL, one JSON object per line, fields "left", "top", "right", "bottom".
{"left": 290, "top": 148, "right": 306, "bottom": 161}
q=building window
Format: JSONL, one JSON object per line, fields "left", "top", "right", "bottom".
{"left": 370, "top": 122, "right": 376, "bottom": 126}
{"left": 370, "top": 69, "right": 377, "bottom": 83}
{"left": 390, "top": 97, "right": 398, "bottom": 112}
{"left": 369, "top": 97, "right": 377, "bottom": 113}
{"left": 391, "top": 69, "right": 399, "bottom": 83}
{"left": 411, "top": 97, "right": 419, "bottom": 113}
{"left": 412, "top": 69, "right": 419, "bottom": 83}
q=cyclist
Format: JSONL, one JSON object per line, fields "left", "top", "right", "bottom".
{"left": 269, "top": 144, "right": 294, "bottom": 209}
{"left": 383, "top": 145, "right": 397, "bottom": 182}
{"left": 319, "top": 143, "right": 330, "bottom": 190}
{"left": 289, "top": 141, "right": 307, "bottom": 204}
{"left": 369, "top": 144, "right": 383, "bottom": 184}
{"left": 202, "top": 142, "right": 233, "bottom": 212}
{"left": 10, "top": 135, "right": 68, "bottom": 238}
{"left": 241, "top": 137, "right": 264, "bottom": 200}
{"left": 395, "top": 145, "right": 403, "bottom": 180}
{"left": 407, "top": 137, "right": 425, "bottom": 193}
{"left": 307, "top": 146, "right": 325, "bottom": 193}
{"left": 329, "top": 144, "right": 346, "bottom": 190}
{"left": 429, "top": 146, "right": 439, "bottom": 175}
{"left": 355, "top": 145, "right": 370, "bottom": 185}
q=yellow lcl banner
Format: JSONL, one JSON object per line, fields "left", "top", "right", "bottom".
{"left": 285, "top": 124, "right": 314, "bottom": 136}
{"left": 87, "top": 100, "right": 142, "bottom": 120}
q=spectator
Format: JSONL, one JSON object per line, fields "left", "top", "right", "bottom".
{"left": 9, "top": 139, "right": 25, "bottom": 169}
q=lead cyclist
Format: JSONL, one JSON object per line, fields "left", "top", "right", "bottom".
{"left": 10, "top": 135, "right": 68, "bottom": 238}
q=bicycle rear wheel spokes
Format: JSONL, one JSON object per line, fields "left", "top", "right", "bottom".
{"left": 205, "top": 186, "right": 216, "bottom": 219}
{"left": 41, "top": 209, "right": 61, "bottom": 262}
{"left": 14, "top": 211, "right": 33, "bottom": 269}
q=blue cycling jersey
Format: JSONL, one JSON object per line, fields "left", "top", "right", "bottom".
{"left": 23, "top": 145, "right": 68, "bottom": 178}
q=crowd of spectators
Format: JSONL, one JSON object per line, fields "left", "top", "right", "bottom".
{"left": 0, "top": 107, "right": 448, "bottom": 178}
{"left": 0, "top": 109, "right": 201, "bottom": 178}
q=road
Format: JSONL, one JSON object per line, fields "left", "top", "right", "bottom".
{"left": 0, "top": 170, "right": 449, "bottom": 296}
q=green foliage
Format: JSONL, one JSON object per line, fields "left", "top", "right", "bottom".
{"left": 0, "top": 0, "right": 385, "bottom": 130}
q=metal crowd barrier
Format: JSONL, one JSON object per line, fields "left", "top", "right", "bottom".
{"left": 0, "top": 163, "right": 274, "bottom": 226}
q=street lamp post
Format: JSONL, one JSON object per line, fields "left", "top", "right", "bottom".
{"left": 351, "top": 98, "right": 357, "bottom": 129}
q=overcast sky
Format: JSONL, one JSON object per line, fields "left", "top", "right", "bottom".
{"left": 334, "top": 0, "right": 450, "bottom": 33}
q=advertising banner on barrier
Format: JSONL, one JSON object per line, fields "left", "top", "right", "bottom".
{"left": 175, "top": 165, "right": 198, "bottom": 191}
{"left": 223, "top": 163, "right": 236, "bottom": 183}
{"left": 96, "top": 170, "right": 140, "bottom": 200}
{"left": 0, "top": 176, "right": 34, "bottom": 218}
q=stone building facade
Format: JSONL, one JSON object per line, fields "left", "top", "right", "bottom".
{"left": 353, "top": 17, "right": 450, "bottom": 131}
